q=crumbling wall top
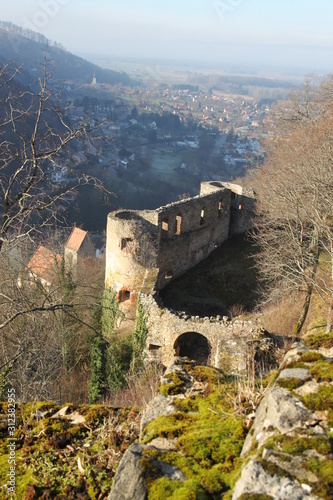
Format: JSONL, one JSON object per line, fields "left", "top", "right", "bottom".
{"left": 109, "top": 210, "right": 158, "bottom": 226}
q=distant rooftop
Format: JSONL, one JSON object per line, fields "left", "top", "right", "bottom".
{"left": 27, "top": 245, "right": 61, "bottom": 284}
{"left": 65, "top": 227, "right": 88, "bottom": 252}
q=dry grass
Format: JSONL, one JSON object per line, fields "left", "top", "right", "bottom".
{"left": 227, "top": 376, "right": 268, "bottom": 427}
{"left": 104, "top": 363, "right": 163, "bottom": 408}
{"left": 259, "top": 292, "right": 304, "bottom": 337}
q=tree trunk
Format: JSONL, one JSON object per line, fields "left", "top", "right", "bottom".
{"left": 294, "top": 250, "right": 319, "bottom": 336}
{"left": 294, "top": 287, "right": 312, "bottom": 336}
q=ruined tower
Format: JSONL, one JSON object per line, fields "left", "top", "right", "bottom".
{"left": 105, "top": 181, "right": 255, "bottom": 303}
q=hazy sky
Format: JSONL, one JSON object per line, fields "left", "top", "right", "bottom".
{"left": 2, "top": 0, "right": 333, "bottom": 73}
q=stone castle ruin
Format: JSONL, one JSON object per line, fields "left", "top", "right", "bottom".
{"left": 105, "top": 181, "right": 270, "bottom": 370}
{"left": 105, "top": 181, "right": 255, "bottom": 299}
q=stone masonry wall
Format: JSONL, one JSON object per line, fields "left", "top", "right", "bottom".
{"left": 140, "top": 293, "right": 271, "bottom": 373}
{"left": 200, "top": 181, "right": 256, "bottom": 236}
{"left": 105, "top": 210, "right": 159, "bottom": 299}
{"left": 105, "top": 182, "right": 233, "bottom": 296}
{"left": 105, "top": 181, "right": 257, "bottom": 356}
{"left": 156, "top": 188, "right": 231, "bottom": 289}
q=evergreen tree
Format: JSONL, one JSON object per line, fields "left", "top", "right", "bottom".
{"left": 88, "top": 306, "right": 108, "bottom": 403}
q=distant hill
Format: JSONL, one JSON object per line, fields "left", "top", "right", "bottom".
{"left": 0, "top": 21, "right": 131, "bottom": 86}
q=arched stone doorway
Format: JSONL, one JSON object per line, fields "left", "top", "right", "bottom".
{"left": 174, "top": 332, "right": 211, "bottom": 365}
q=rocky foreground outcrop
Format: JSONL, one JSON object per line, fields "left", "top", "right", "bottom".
{"left": 232, "top": 340, "right": 333, "bottom": 499}
{"left": 109, "top": 337, "right": 333, "bottom": 499}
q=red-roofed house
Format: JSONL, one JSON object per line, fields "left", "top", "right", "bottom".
{"left": 64, "top": 227, "right": 95, "bottom": 270}
{"left": 27, "top": 245, "right": 62, "bottom": 288}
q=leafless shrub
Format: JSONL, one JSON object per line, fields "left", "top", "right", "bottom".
{"left": 228, "top": 303, "right": 247, "bottom": 319}
{"left": 104, "top": 362, "right": 164, "bottom": 409}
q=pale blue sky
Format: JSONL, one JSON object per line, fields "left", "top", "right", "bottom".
{"left": 2, "top": 0, "right": 333, "bottom": 72}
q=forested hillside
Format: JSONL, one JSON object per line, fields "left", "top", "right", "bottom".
{"left": 0, "top": 21, "right": 131, "bottom": 85}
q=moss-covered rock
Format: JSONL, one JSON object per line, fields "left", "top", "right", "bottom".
{"left": 304, "top": 332, "right": 333, "bottom": 350}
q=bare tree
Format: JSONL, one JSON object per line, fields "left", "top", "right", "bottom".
{"left": 0, "top": 232, "right": 105, "bottom": 401}
{"left": 269, "top": 74, "right": 333, "bottom": 136}
{"left": 0, "top": 56, "right": 103, "bottom": 254}
{"left": 254, "top": 85, "right": 333, "bottom": 333}
{"left": 0, "top": 57, "right": 112, "bottom": 400}
{"left": 0, "top": 56, "right": 109, "bottom": 331}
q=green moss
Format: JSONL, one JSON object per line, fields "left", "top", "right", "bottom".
{"left": 299, "top": 352, "right": 324, "bottom": 363}
{"left": 143, "top": 448, "right": 242, "bottom": 497}
{"left": 276, "top": 378, "right": 304, "bottom": 390}
{"left": 87, "top": 483, "right": 98, "bottom": 499}
{"left": 142, "top": 413, "right": 195, "bottom": 443}
{"left": 31, "top": 418, "right": 74, "bottom": 439}
{"left": 142, "top": 376, "right": 249, "bottom": 499}
{"left": 285, "top": 361, "right": 308, "bottom": 369}
{"left": 264, "top": 435, "right": 331, "bottom": 456}
{"left": 305, "top": 458, "right": 333, "bottom": 498}
{"left": 79, "top": 404, "right": 110, "bottom": 425}
{"left": 143, "top": 399, "right": 246, "bottom": 495}
{"left": 159, "top": 374, "right": 185, "bottom": 396}
{"left": 260, "top": 459, "right": 293, "bottom": 480}
{"left": 309, "top": 360, "right": 333, "bottom": 382}
{"left": 174, "top": 398, "right": 199, "bottom": 413}
{"left": 302, "top": 384, "right": 333, "bottom": 413}
{"left": 190, "top": 365, "right": 224, "bottom": 385}
{"left": 177, "top": 417, "right": 245, "bottom": 465}
{"left": 0, "top": 402, "right": 140, "bottom": 499}
{"left": 305, "top": 332, "right": 333, "bottom": 349}
{"left": 148, "top": 478, "right": 208, "bottom": 500}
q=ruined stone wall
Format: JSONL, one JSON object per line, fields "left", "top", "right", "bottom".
{"left": 200, "top": 181, "right": 256, "bottom": 236}
{"left": 105, "top": 181, "right": 256, "bottom": 325}
{"left": 140, "top": 293, "right": 269, "bottom": 373}
{"left": 105, "top": 210, "right": 159, "bottom": 302}
{"left": 155, "top": 188, "right": 231, "bottom": 289}
{"left": 105, "top": 183, "right": 233, "bottom": 295}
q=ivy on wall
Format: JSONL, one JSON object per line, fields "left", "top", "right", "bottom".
{"left": 131, "top": 299, "right": 148, "bottom": 369}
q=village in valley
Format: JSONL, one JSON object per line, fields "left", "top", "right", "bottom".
{"left": 46, "top": 70, "right": 275, "bottom": 232}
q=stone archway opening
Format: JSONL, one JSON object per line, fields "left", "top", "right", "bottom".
{"left": 174, "top": 332, "right": 211, "bottom": 365}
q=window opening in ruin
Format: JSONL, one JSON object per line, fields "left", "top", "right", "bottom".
{"left": 218, "top": 201, "right": 222, "bottom": 219}
{"left": 200, "top": 209, "right": 205, "bottom": 226}
{"left": 149, "top": 344, "right": 162, "bottom": 351}
{"left": 175, "top": 214, "right": 182, "bottom": 235}
{"left": 161, "top": 219, "right": 169, "bottom": 239}
{"left": 165, "top": 271, "right": 173, "bottom": 280}
{"left": 174, "top": 332, "right": 211, "bottom": 365}
{"left": 121, "top": 290, "right": 131, "bottom": 302}
{"left": 121, "top": 238, "right": 133, "bottom": 250}
{"left": 239, "top": 204, "right": 242, "bottom": 211}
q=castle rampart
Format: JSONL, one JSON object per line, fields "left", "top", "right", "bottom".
{"left": 105, "top": 180, "right": 259, "bottom": 371}
{"left": 140, "top": 293, "right": 272, "bottom": 372}
{"left": 105, "top": 181, "right": 255, "bottom": 302}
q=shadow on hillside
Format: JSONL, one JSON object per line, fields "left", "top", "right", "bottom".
{"left": 159, "top": 233, "right": 261, "bottom": 318}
